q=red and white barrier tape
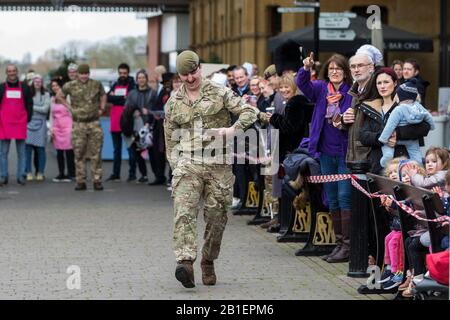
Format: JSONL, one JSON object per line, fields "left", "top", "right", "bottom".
{"left": 305, "top": 174, "right": 450, "bottom": 227}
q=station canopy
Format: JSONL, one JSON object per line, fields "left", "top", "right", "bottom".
{"left": 0, "top": 0, "right": 188, "bottom": 13}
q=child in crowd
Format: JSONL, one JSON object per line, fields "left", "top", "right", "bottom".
{"left": 378, "top": 80, "right": 435, "bottom": 168}
{"left": 378, "top": 158, "right": 406, "bottom": 290}
{"left": 121, "top": 107, "right": 150, "bottom": 183}
{"left": 430, "top": 169, "right": 450, "bottom": 250}
{"left": 403, "top": 147, "right": 449, "bottom": 189}
{"left": 398, "top": 159, "right": 438, "bottom": 298}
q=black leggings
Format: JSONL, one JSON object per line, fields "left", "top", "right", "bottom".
{"left": 57, "top": 149, "right": 75, "bottom": 177}
{"left": 405, "top": 236, "right": 429, "bottom": 276}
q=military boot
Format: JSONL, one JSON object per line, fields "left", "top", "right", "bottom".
{"left": 93, "top": 182, "right": 104, "bottom": 191}
{"left": 175, "top": 260, "right": 195, "bottom": 288}
{"left": 75, "top": 182, "right": 87, "bottom": 191}
{"left": 201, "top": 258, "right": 216, "bottom": 286}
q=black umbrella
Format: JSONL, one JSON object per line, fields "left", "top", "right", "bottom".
{"left": 268, "top": 16, "right": 433, "bottom": 54}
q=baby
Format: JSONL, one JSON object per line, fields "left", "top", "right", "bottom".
{"left": 378, "top": 80, "right": 435, "bottom": 168}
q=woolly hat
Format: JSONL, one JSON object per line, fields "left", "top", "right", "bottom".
{"left": 397, "top": 79, "right": 419, "bottom": 103}
{"left": 397, "top": 159, "right": 414, "bottom": 182}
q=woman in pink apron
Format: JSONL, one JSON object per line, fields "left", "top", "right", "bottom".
{"left": 49, "top": 78, "right": 75, "bottom": 182}
{"left": 0, "top": 64, "right": 32, "bottom": 186}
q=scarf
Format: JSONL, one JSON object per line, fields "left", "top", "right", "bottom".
{"left": 325, "top": 82, "right": 342, "bottom": 124}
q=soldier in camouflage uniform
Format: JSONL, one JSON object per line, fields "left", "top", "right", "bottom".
{"left": 60, "top": 64, "right": 107, "bottom": 191}
{"left": 164, "top": 50, "right": 269, "bottom": 288}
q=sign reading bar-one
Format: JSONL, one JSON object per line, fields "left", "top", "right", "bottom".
{"left": 277, "top": 7, "right": 314, "bottom": 13}
{"left": 320, "top": 29, "right": 356, "bottom": 41}
{"left": 319, "top": 17, "right": 351, "bottom": 29}
{"left": 320, "top": 12, "right": 357, "bottom": 18}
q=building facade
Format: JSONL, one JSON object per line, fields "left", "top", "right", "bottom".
{"left": 189, "top": 0, "right": 449, "bottom": 110}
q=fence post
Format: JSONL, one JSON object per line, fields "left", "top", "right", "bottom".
{"left": 347, "top": 161, "right": 371, "bottom": 278}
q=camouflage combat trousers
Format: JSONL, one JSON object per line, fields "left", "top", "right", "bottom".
{"left": 72, "top": 121, "right": 103, "bottom": 184}
{"left": 171, "top": 162, "right": 234, "bottom": 263}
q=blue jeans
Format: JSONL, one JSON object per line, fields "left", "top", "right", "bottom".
{"left": 380, "top": 140, "right": 423, "bottom": 168}
{"left": 25, "top": 144, "right": 46, "bottom": 174}
{"left": 111, "top": 132, "right": 122, "bottom": 177}
{"left": 319, "top": 154, "right": 352, "bottom": 211}
{"left": 0, "top": 139, "right": 26, "bottom": 180}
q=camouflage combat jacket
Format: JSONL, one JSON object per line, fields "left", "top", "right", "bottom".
{"left": 62, "top": 79, "right": 105, "bottom": 122}
{"left": 164, "top": 79, "right": 259, "bottom": 168}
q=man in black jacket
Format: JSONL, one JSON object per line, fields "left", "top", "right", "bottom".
{"left": 0, "top": 64, "right": 33, "bottom": 186}
{"left": 106, "top": 63, "right": 136, "bottom": 182}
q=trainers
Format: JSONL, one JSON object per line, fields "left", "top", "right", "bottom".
{"left": 36, "top": 173, "right": 45, "bottom": 182}
{"left": 75, "top": 183, "right": 87, "bottom": 191}
{"left": 382, "top": 278, "right": 401, "bottom": 290}
{"left": 53, "top": 174, "right": 64, "bottom": 182}
{"left": 17, "top": 178, "right": 26, "bottom": 186}
{"left": 378, "top": 267, "right": 393, "bottom": 284}
{"left": 398, "top": 274, "right": 412, "bottom": 291}
{"left": 137, "top": 176, "right": 149, "bottom": 183}
{"left": 127, "top": 176, "right": 137, "bottom": 182}
{"left": 106, "top": 175, "right": 121, "bottom": 182}
{"left": 230, "top": 200, "right": 242, "bottom": 210}
{"left": 0, "top": 177, "right": 8, "bottom": 186}
{"left": 62, "top": 175, "right": 73, "bottom": 182}
{"left": 382, "top": 272, "right": 403, "bottom": 290}
{"left": 402, "top": 279, "right": 415, "bottom": 298}
{"left": 26, "top": 173, "right": 34, "bottom": 182}
{"left": 200, "top": 258, "right": 216, "bottom": 286}
{"left": 93, "top": 182, "right": 104, "bottom": 191}
{"left": 175, "top": 261, "right": 195, "bottom": 288}
{"left": 391, "top": 271, "right": 404, "bottom": 283}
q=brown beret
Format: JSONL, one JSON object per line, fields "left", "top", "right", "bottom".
{"left": 78, "top": 64, "right": 90, "bottom": 74}
{"left": 176, "top": 50, "right": 200, "bottom": 75}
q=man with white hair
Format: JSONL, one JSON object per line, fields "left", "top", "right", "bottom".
{"left": 342, "top": 52, "right": 376, "bottom": 163}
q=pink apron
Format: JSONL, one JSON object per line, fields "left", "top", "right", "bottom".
{"left": 51, "top": 101, "right": 73, "bottom": 150}
{"left": 110, "top": 85, "right": 128, "bottom": 133}
{"left": 0, "top": 82, "right": 27, "bottom": 140}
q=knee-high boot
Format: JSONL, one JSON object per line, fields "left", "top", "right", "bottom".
{"left": 327, "top": 209, "right": 351, "bottom": 263}
{"left": 322, "top": 209, "right": 342, "bottom": 260}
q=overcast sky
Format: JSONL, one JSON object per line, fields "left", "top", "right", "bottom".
{"left": 0, "top": 11, "right": 147, "bottom": 62}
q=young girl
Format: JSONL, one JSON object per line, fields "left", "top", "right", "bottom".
{"left": 398, "top": 159, "right": 432, "bottom": 298}
{"left": 404, "top": 147, "right": 449, "bottom": 189}
{"left": 378, "top": 158, "right": 406, "bottom": 290}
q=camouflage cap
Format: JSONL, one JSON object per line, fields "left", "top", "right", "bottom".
{"left": 78, "top": 64, "right": 90, "bottom": 74}
{"left": 176, "top": 50, "right": 200, "bottom": 75}
{"left": 264, "top": 64, "right": 277, "bottom": 79}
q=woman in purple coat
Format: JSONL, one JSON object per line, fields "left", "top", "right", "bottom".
{"left": 296, "top": 53, "right": 353, "bottom": 263}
